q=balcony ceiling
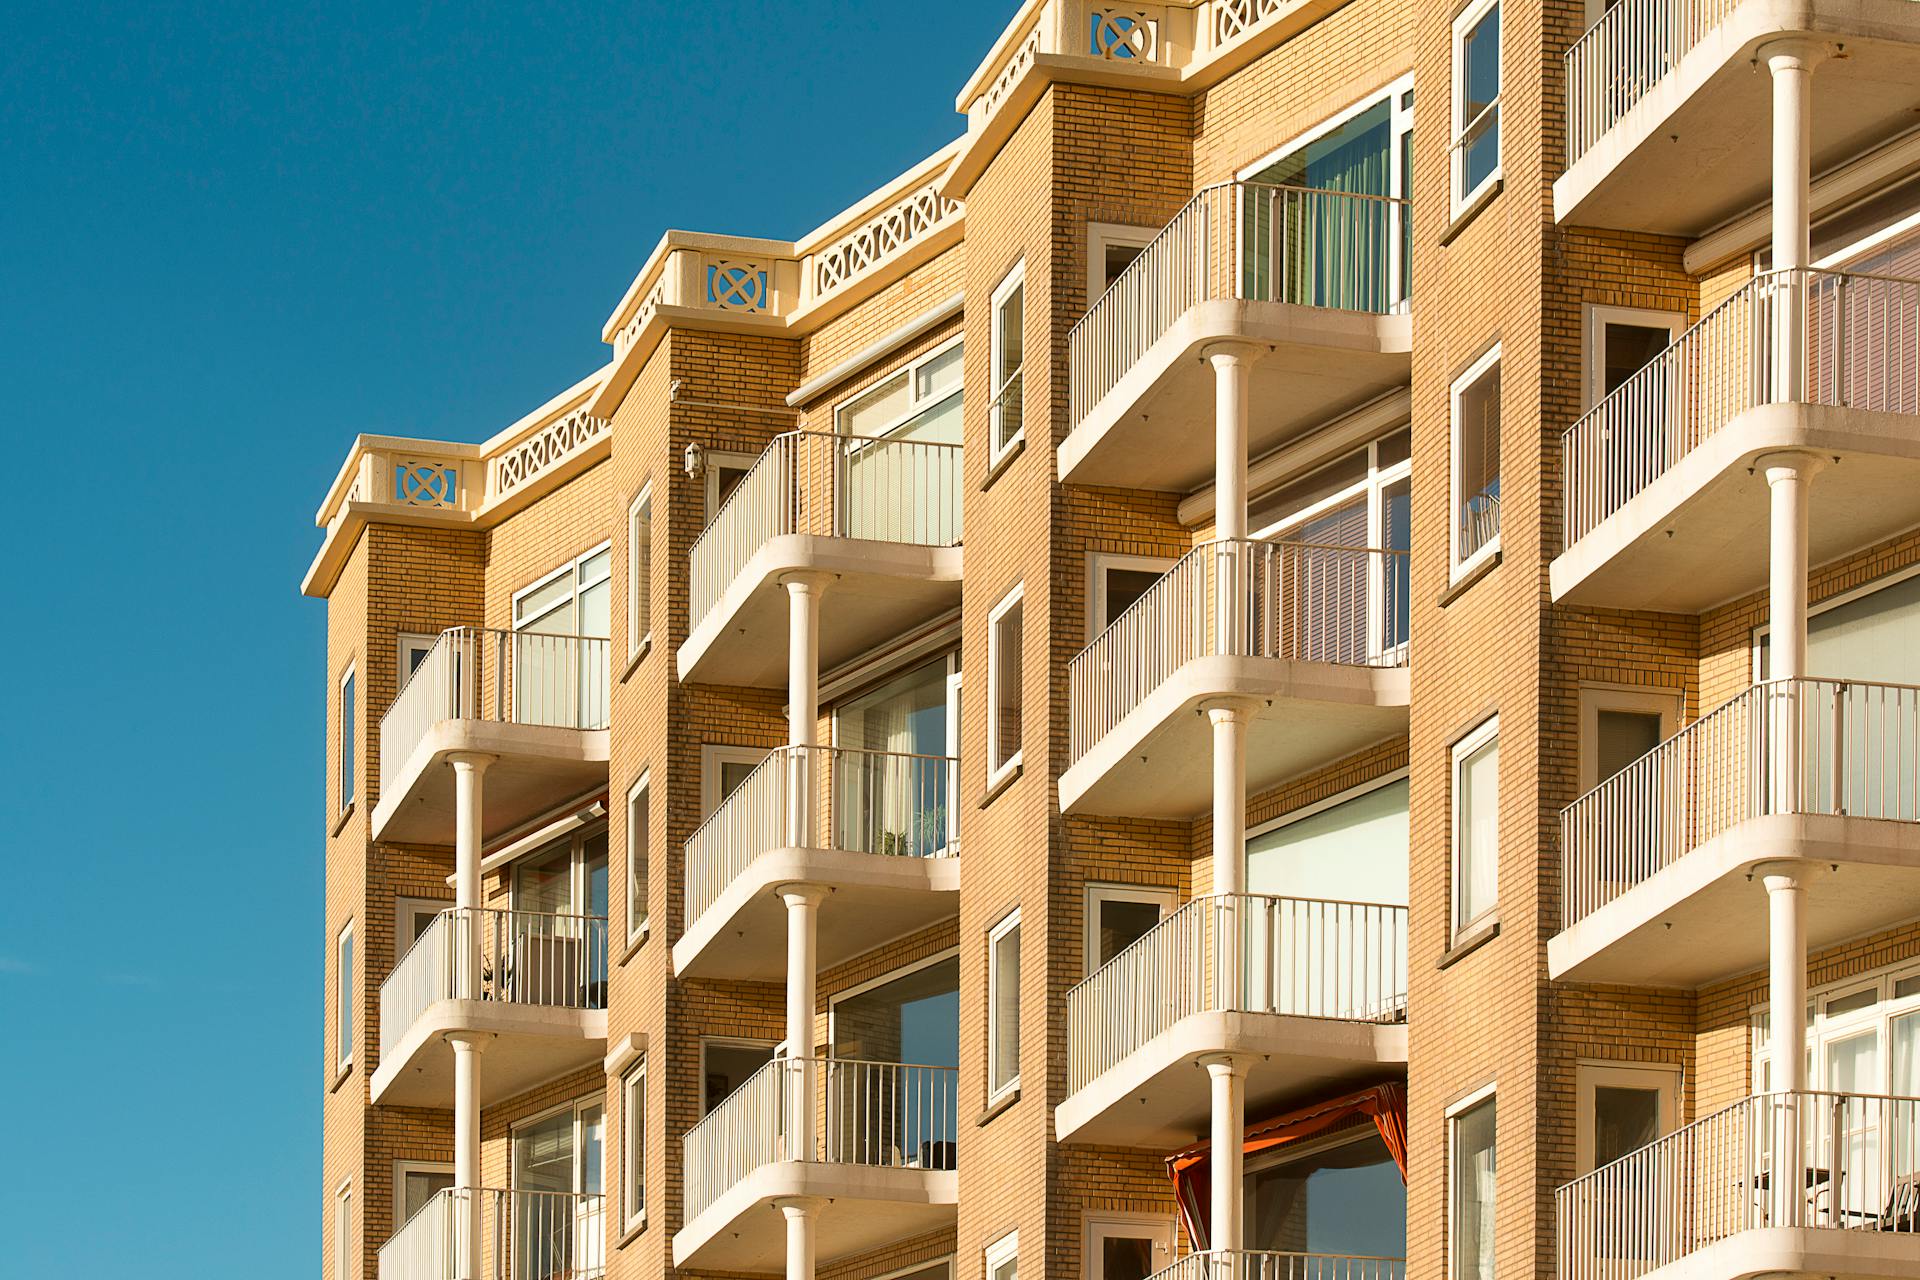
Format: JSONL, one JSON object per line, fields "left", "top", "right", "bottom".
{"left": 369, "top": 1001, "right": 607, "bottom": 1109}
{"left": 372, "top": 720, "right": 609, "bottom": 846}
{"left": 672, "top": 1166, "right": 956, "bottom": 1273}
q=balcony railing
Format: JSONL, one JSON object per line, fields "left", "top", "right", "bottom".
{"left": 1565, "top": 0, "right": 1739, "bottom": 164}
{"left": 683, "top": 1057, "right": 957, "bottom": 1222}
{"left": 379, "top": 907, "right": 609, "bottom": 1059}
{"left": 683, "top": 745, "right": 959, "bottom": 929}
{"left": 1066, "top": 893, "right": 1408, "bottom": 1093}
{"left": 1558, "top": 1090, "right": 1920, "bottom": 1280}
{"left": 1148, "top": 1252, "right": 1406, "bottom": 1280}
{"left": 1562, "top": 268, "right": 1920, "bottom": 549}
{"left": 1068, "top": 181, "right": 1410, "bottom": 426}
{"left": 687, "top": 429, "right": 963, "bottom": 627}
{"left": 378, "top": 1187, "right": 606, "bottom": 1280}
{"left": 1068, "top": 539, "right": 1410, "bottom": 762}
{"left": 1562, "top": 677, "right": 1920, "bottom": 927}
{"left": 379, "top": 626, "right": 610, "bottom": 793}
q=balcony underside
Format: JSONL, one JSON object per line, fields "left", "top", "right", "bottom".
{"left": 1550, "top": 813, "right": 1920, "bottom": 987}
{"left": 1061, "top": 656, "right": 1410, "bottom": 819}
{"left": 679, "top": 535, "right": 963, "bottom": 687}
{"left": 1556, "top": 0, "right": 1920, "bottom": 235}
{"left": 671, "top": 1164, "right": 956, "bottom": 1273}
{"left": 1059, "top": 299, "right": 1411, "bottom": 493}
{"left": 1551, "top": 403, "right": 1920, "bottom": 612}
{"left": 674, "top": 848, "right": 961, "bottom": 980}
{"left": 372, "top": 720, "right": 609, "bottom": 845}
{"left": 1055, "top": 1010, "right": 1407, "bottom": 1149}
{"left": 370, "top": 1000, "right": 607, "bottom": 1109}
{"left": 1602, "top": 1225, "right": 1920, "bottom": 1280}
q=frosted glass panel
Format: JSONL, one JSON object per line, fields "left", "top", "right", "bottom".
{"left": 1760, "top": 572, "right": 1920, "bottom": 683}
{"left": 1246, "top": 777, "right": 1409, "bottom": 905}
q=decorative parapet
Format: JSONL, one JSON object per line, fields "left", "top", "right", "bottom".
{"left": 488, "top": 402, "right": 609, "bottom": 502}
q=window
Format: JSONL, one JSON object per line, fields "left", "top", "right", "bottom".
{"left": 511, "top": 827, "right": 610, "bottom": 1007}
{"left": 626, "top": 774, "right": 650, "bottom": 945}
{"left": 622, "top": 1058, "right": 646, "bottom": 1231}
{"left": 1755, "top": 565, "right": 1920, "bottom": 686}
{"left": 336, "top": 921, "right": 355, "bottom": 1072}
{"left": 1584, "top": 306, "right": 1680, "bottom": 411}
{"left": 985, "top": 1230, "right": 1019, "bottom": 1280}
{"left": 829, "top": 952, "right": 961, "bottom": 1168}
{"left": 832, "top": 652, "right": 960, "bottom": 856}
{"left": 1450, "top": 345, "right": 1501, "bottom": 577}
{"left": 1088, "top": 554, "right": 1174, "bottom": 640}
{"left": 1452, "top": 717, "right": 1499, "bottom": 939}
{"left": 1086, "top": 222, "right": 1156, "bottom": 302}
{"left": 990, "top": 263, "right": 1026, "bottom": 463}
{"left": 881, "top": 1259, "right": 954, "bottom": 1280}
{"left": 988, "top": 585, "right": 1025, "bottom": 786}
{"left": 396, "top": 633, "right": 438, "bottom": 683}
{"left": 1451, "top": 0, "right": 1501, "bottom": 215}
{"left": 1246, "top": 1127, "right": 1407, "bottom": 1256}
{"left": 394, "top": 1162, "right": 454, "bottom": 1225}
{"left": 1577, "top": 687, "right": 1680, "bottom": 792}
{"left": 1084, "top": 884, "right": 1176, "bottom": 976}
{"left": 1247, "top": 772, "right": 1410, "bottom": 905}
{"left": 1449, "top": 1088, "right": 1497, "bottom": 1280}
{"left": 988, "top": 909, "right": 1022, "bottom": 1103}
{"left": 628, "top": 485, "right": 652, "bottom": 660}
{"left": 394, "top": 898, "right": 447, "bottom": 953}
{"left": 1084, "top": 1213, "right": 1175, "bottom": 1280}
{"left": 1575, "top": 1063, "right": 1678, "bottom": 1175}
{"left": 334, "top": 1180, "right": 353, "bottom": 1280}
{"left": 338, "top": 666, "right": 356, "bottom": 812}
{"left": 704, "top": 450, "right": 758, "bottom": 524}
{"left": 511, "top": 1095, "right": 606, "bottom": 1280}
{"left": 513, "top": 543, "right": 612, "bottom": 728}
{"left": 701, "top": 1038, "right": 777, "bottom": 1114}
{"left": 836, "top": 338, "right": 964, "bottom": 444}
{"left": 701, "top": 745, "right": 769, "bottom": 819}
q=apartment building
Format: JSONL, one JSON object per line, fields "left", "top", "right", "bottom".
{"left": 303, "top": 4, "right": 1920, "bottom": 1280}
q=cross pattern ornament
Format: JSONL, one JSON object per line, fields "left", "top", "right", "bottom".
{"left": 395, "top": 463, "right": 456, "bottom": 507}
{"left": 706, "top": 261, "right": 769, "bottom": 312}
{"left": 1090, "top": 9, "right": 1157, "bottom": 60}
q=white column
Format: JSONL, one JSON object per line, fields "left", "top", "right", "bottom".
{"left": 780, "top": 884, "right": 827, "bottom": 1160}
{"left": 775, "top": 1196, "right": 827, "bottom": 1280}
{"left": 1205, "top": 700, "right": 1256, "bottom": 897}
{"left": 1208, "top": 344, "right": 1257, "bottom": 542}
{"left": 1201, "top": 1054, "right": 1252, "bottom": 1258}
{"left": 1764, "top": 39, "right": 1824, "bottom": 403}
{"left": 448, "top": 1031, "right": 487, "bottom": 1280}
{"left": 783, "top": 573, "right": 830, "bottom": 848}
{"left": 450, "top": 753, "right": 493, "bottom": 999}
{"left": 1761, "top": 454, "right": 1823, "bottom": 683}
{"left": 1762, "top": 865, "right": 1808, "bottom": 1225}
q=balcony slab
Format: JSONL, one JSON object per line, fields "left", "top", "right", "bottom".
{"left": 1556, "top": 0, "right": 1920, "bottom": 236}
{"left": 1061, "top": 655, "right": 1409, "bottom": 819}
{"left": 1550, "top": 812, "right": 1920, "bottom": 987}
{"left": 1602, "top": 1225, "right": 1920, "bottom": 1280}
{"left": 678, "top": 535, "right": 962, "bottom": 688}
{"left": 674, "top": 847, "right": 961, "bottom": 981}
{"left": 1060, "top": 298, "right": 1411, "bottom": 493}
{"left": 671, "top": 1164, "right": 957, "bottom": 1273}
{"left": 372, "top": 719, "right": 609, "bottom": 845}
{"left": 1055, "top": 1010, "right": 1407, "bottom": 1149}
{"left": 370, "top": 999, "right": 607, "bottom": 1109}
{"left": 1551, "top": 402, "right": 1920, "bottom": 612}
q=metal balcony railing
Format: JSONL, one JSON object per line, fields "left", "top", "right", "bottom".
{"left": 682, "top": 1057, "right": 958, "bottom": 1224}
{"left": 379, "top": 626, "right": 610, "bottom": 793}
{"left": 687, "top": 429, "right": 963, "bottom": 628}
{"left": 1069, "top": 181, "right": 1410, "bottom": 427}
{"left": 1147, "top": 1252, "right": 1406, "bottom": 1280}
{"left": 1066, "top": 893, "right": 1408, "bottom": 1093}
{"left": 378, "top": 1187, "right": 606, "bottom": 1280}
{"left": 1562, "top": 268, "right": 1920, "bottom": 549}
{"left": 1561, "top": 677, "right": 1920, "bottom": 927}
{"left": 1565, "top": 0, "right": 1739, "bottom": 164}
{"left": 1068, "top": 539, "right": 1410, "bottom": 762}
{"left": 682, "top": 745, "right": 959, "bottom": 930}
{"left": 379, "top": 907, "right": 609, "bottom": 1059}
{"left": 1557, "top": 1090, "right": 1920, "bottom": 1280}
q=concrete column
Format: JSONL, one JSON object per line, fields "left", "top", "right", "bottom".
{"left": 448, "top": 1030, "right": 488, "bottom": 1280}
{"left": 1761, "top": 864, "right": 1808, "bottom": 1225}
{"left": 1200, "top": 1054, "right": 1253, "bottom": 1258}
{"left": 1204, "top": 699, "right": 1258, "bottom": 897}
{"left": 450, "top": 753, "right": 493, "bottom": 1000}
{"left": 1207, "top": 343, "right": 1262, "bottom": 658}
{"left": 783, "top": 573, "right": 830, "bottom": 847}
{"left": 1763, "top": 39, "right": 1824, "bottom": 403}
{"left": 1761, "top": 453, "right": 1824, "bottom": 817}
{"left": 775, "top": 1196, "right": 827, "bottom": 1280}
{"left": 780, "top": 884, "right": 828, "bottom": 1161}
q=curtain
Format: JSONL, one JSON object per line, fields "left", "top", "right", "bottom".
{"left": 1167, "top": 1082, "right": 1409, "bottom": 1249}
{"left": 1244, "top": 101, "right": 1390, "bottom": 308}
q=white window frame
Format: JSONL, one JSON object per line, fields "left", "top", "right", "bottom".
{"left": 1450, "top": 0, "right": 1502, "bottom": 217}
{"left": 509, "top": 1093, "right": 605, "bottom": 1196}
{"left": 621, "top": 1056, "right": 647, "bottom": 1232}
{"left": 833, "top": 334, "right": 964, "bottom": 442}
{"left": 1451, "top": 715, "right": 1500, "bottom": 940}
{"left": 1751, "top": 952, "right": 1920, "bottom": 1096}
{"left": 827, "top": 947, "right": 961, "bottom": 1051}
{"left": 512, "top": 540, "right": 613, "bottom": 634}
{"left": 1085, "top": 221, "right": 1158, "bottom": 304}
{"left": 394, "top": 896, "right": 448, "bottom": 955}
{"left": 625, "top": 772, "right": 650, "bottom": 946}
{"left": 1086, "top": 552, "right": 1176, "bottom": 642}
{"left": 988, "top": 907, "right": 1023, "bottom": 1105}
{"left": 338, "top": 664, "right": 357, "bottom": 813}
{"left": 1574, "top": 1060, "right": 1680, "bottom": 1176}
{"left": 1083, "top": 1212, "right": 1176, "bottom": 1280}
{"left": 334, "top": 1178, "right": 353, "bottom": 1280}
{"left": 989, "top": 262, "right": 1027, "bottom": 465}
{"left": 392, "top": 1160, "right": 455, "bottom": 1226}
{"left": 1447, "top": 1082, "right": 1498, "bottom": 1280}
{"left": 704, "top": 450, "right": 759, "bottom": 525}
{"left": 336, "top": 919, "right": 355, "bottom": 1073}
{"left": 1083, "top": 883, "right": 1178, "bottom": 978}
{"left": 1449, "top": 343, "right": 1502, "bottom": 581}
{"left": 987, "top": 583, "right": 1025, "bottom": 787}
{"left": 1582, "top": 304, "right": 1682, "bottom": 412}
{"left": 628, "top": 483, "right": 652, "bottom": 661}
{"left": 985, "top": 1229, "right": 1019, "bottom": 1280}
{"left": 701, "top": 745, "right": 770, "bottom": 819}
{"left": 1576, "top": 685, "right": 1682, "bottom": 792}
{"left": 396, "top": 632, "right": 438, "bottom": 685}
{"left": 700, "top": 1036, "right": 780, "bottom": 1114}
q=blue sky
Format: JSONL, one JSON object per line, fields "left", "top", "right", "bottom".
{"left": 0, "top": 2, "right": 1001, "bottom": 1267}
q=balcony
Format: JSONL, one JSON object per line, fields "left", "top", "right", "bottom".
{"left": 1556, "top": 0, "right": 1920, "bottom": 235}
{"left": 678, "top": 430, "right": 963, "bottom": 687}
{"left": 1553, "top": 678, "right": 1920, "bottom": 986}
{"left": 1557, "top": 1091, "right": 1920, "bottom": 1280}
{"left": 674, "top": 1058, "right": 958, "bottom": 1272}
{"left": 1057, "top": 894, "right": 1407, "bottom": 1148}
{"left": 674, "top": 746, "right": 960, "bottom": 980}
{"left": 1147, "top": 1254, "right": 1406, "bottom": 1280}
{"left": 1554, "top": 269, "right": 1920, "bottom": 611}
{"left": 1062, "top": 540, "right": 1409, "bottom": 819}
{"left": 378, "top": 1188, "right": 605, "bottom": 1280}
{"left": 1060, "top": 182, "right": 1410, "bottom": 492}
{"left": 373, "top": 627, "right": 610, "bottom": 844}
{"left": 372, "top": 907, "right": 608, "bottom": 1108}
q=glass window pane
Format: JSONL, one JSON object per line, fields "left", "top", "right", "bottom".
{"left": 403, "top": 1170, "right": 454, "bottom": 1222}
{"left": 1457, "top": 737, "right": 1499, "bottom": 927}
{"left": 579, "top": 578, "right": 610, "bottom": 639}
{"left": 1893, "top": 1012, "right": 1919, "bottom": 1095}
{"left": 1246, "top": 1131, "right": 1407, "bottom": 1256}
{"left": 996, "top": 286, "right": 1024, "bottom": 385}
{"left": 830, "top": 956, "right": 959, "bottom": 1066}
{"left": 1456, "top": 361, "right": 1501, "bottom": 558}
{"left": 1596, "top": 711, "right": 1662, "bottom": 783}
{"left": 1101, "top": 1236, "right": 1157, "bottom": 1280}
{"left": 840, "top": 371, "right": 911, "bottom": 437}
{"left": 517, "top": 571, "right": 576, "bottom": 625}
{"left": 993, "top": 602, "right": 1023, "bottom": 768}
{"left": 1459, "top": 5, "right": 1500, "bottom": 194}
{"left": 1602, "top": 323, "right": 1670, "bottom": 398}
{"left": 1103, "top": 568, "right": 1163, "bottom": 629}
{"left": 579, "top": 547, "right": 611, "bottom": 586}
{"left": 992, "top": 923, "right": 1021, "bottom": 1091}
{"left": 1453, "top": 1098, "right": 1497, "bottom": 1280}
{"left": 916, "top": 344, "right": 963, "bottom": 400}
{"left": 1248, "top": 778, "right": 1409, "bottom": 905}
{"left": 1593, "top": 1087, "right": 1660, "bottom": 1166}
{"left": 1096, "top": 899, "right": 1163, "bottom": 969}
